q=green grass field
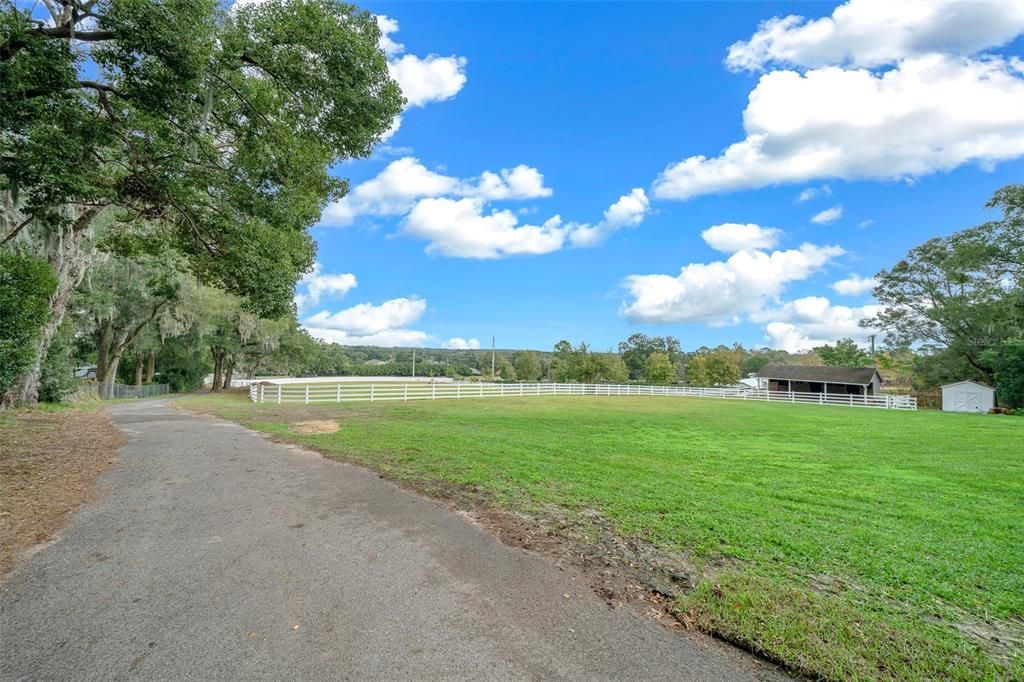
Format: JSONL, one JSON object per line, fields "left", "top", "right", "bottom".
{"left": 183, "top": 392, "right": 1024, "bottom": 680}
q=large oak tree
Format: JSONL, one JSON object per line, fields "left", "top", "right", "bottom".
{"left": 0, "top": 0, "right": 403, "bottom": 405}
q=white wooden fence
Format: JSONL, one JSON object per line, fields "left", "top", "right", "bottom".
{"left": 248, "top": 381, "right": 917, "bottom": 410}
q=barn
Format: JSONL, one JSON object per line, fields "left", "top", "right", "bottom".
{"left": 941, "top": 380, "right": 995, "bottom": 413}
{"left": 757, "top": 365, "right": 883, "bottom": 396}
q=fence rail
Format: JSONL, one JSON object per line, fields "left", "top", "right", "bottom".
{"left": 97, "top": 382, "right": 170, "bottom": 400}
{"left": 249, "top": 381, "right": 916, "bottom": 410}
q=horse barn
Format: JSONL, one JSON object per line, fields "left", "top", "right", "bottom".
{"left": 756, "top": 364, "right": 883, "bottom": 396}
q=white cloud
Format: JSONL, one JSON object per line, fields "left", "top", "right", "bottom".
{"left": 700, "top": 223, "right": 782, "bottom": 253}
{"left": 832, "top": 274, "right": 878, "bottom": 296}
{"left": 475, "top": 165, "right": 555, "bottom": 201}
{"left": 388, "top": 53, "right": 468, "bottom": 108}
{"left": 304, "top": 297, "right": 426, "bottom": 335}
{"left": 568, "top": 188, "right": 650, "bottom": 247}
{"left": 442, "top": 337, "right": 481, "bottom": 350}
{"left": 404, "top": 186, "right": 650, "bottom": 258}
{"left": 375, "top": 15, "right": 404, "bottom": 57}
{"left": 726, "top": 0, "right": 1024, "bottom": 72}
{"left": 795, "top": 184, "right": 831, "bottom": 202}
{"left": 376, "top": 15, "right": 466, "bottom": 108}
{"left": 755, "top": 296, "right": 882, "bottom": 352}
{"left": 653, "top": 54, "right": 1024, "bottom": 200}
{"left": 403, "top": 197, "right": 567, "bottom": 258}
{"left": 301, "top": 296, "right": 429, "bottom": 347}
{"left": 857, "top": 219, "right": 875, "bottom": 228}
{"left": 811, "top": 205, "right": 843, "bottom": 224}
{"left": 322, "top": 157, "right": 553, "bottom": 228}
{"left": 323, "top": 157, "right": 646, "bottom": 258}
{"left": 305, "top": 328, "right": 431, "bottom": 348}
{"left": 293, "top": 262, "right": 357, "bottom": 312}
{"left": 620, "top": 242, "right": 843, "bottom": 325}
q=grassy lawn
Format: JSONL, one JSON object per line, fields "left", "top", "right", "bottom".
{"left": 182, "top": 392, "right": 1024, "bottom": 680}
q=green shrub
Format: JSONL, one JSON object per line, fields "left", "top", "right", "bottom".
{"left": 0, "top": 251, "right": 57, "bottom": 397}
{"left": 39, "top": 320, "right": 77, "bottom": 403}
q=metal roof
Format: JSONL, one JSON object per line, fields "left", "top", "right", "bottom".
{"left": 756, "top": 364, "right": 880, "bottom": 385}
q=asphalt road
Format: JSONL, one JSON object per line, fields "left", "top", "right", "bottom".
{"left": 2, "top": 399, "right": 779, "bottom": 681}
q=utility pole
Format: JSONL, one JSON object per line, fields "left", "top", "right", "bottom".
{"left": 868, "top": 334, "right": 876, "bottom": 355}
{"left": 412, "top": 348, "right": 416, "bottom": 377}
{"left": 491, "top": 335, "right": 496, "bottom": 378}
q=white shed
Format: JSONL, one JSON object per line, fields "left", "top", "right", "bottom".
{"left": 941, "top": 380, "right": 995, "bottom": 413}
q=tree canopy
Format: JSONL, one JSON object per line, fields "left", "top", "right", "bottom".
{"left": 0, "top": 0, "right": 403, "bottom": 404}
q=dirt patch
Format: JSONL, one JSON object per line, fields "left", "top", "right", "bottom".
{"left": 0, "top": 407, "right": 124, "bottom": 576}
{"left": 291, "top": 420, "right": 340, "bottom": 435}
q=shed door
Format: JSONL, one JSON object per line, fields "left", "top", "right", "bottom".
{"left": 954, "top": 390, "right": 981, "bottom": 412}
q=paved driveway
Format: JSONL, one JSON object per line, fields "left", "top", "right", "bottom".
{"left": 2, "top": 400, "right": 778, "bottom": 680}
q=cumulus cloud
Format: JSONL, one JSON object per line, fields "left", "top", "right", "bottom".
{"left": 304, "top": 297, "right": 426, "bottom": 335}
{"left": 370, "top": 15, "right": 467, "bottom": 139}
{"left": 811, "top": 205, "right": 843, "bottom": 224}
{"left": 567, "top": 188, "right": 651, "bottom": 247}
{"left": 293, "top": 262, "right": 357, "bottom": 312}
{"left": 322, "top": 157, "right": 553, "bottom": 228}
{"left": 620, "top": 242, "right": 843, "bottom": 325}
{"left": 322, "top": 157, "right": 647, "bottom": 258}
{"left": 442, "top": 337, "right": 481, "bottom": 350}
{"left": 301, "top": 296, "right": 429, "bottom": 347}
{"left": 376, "top": 15, "right": 467, "bottom": 107}
{"left": 754, "top": 296, "right": 882, "bottom": 352}
{"left": 653, "top": 54, "right": 1024, "bottom": 200}
{"left": 305, "top": 328, "right": 431, "bottom": 347}
{"left": 725, "top": 0, "right": 1024, "bottom": 71}
{"left": 700, "top": 223, "right": 782, "bottom": 253}
{"left": 403, "top": 197, "right": 568, "bottom": 258}
{"left": 832, "top": 274, "right": 878, "bottom": 296}
{"left": 795, "top": 184, "right": 831, "bottom": 202}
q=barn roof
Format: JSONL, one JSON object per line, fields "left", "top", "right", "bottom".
{"left": 757, "top": 364, "right": 880, "bottom": 385}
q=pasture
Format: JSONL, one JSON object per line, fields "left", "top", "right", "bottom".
{"left": 183, "top": 392, "right": 1024, "bottom": 680}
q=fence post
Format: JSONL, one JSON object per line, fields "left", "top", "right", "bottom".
{"left": 432, "top": 383, "right": 436, "bottom": 400}
{"left": 371, "top": 384, "right": 375, "bottom": 402}
{"left": 403, "top": 384, "right": 408, "bottom": 401}
{"left": 848, "top": 394, "right": 853, "bottom": 407}
{"left": 305, "top": 385, "right": 309, "bottom": 405}
{"left": 337, "top": 384, "right": 341, "bottom": 402}
{"left": 480, "top": 382, "right": 484, "bottom": 397}
{"left": 277, "top": 385, "right": 282, "bottom": 404}
{"left": 457, "top": 383, "right": 461, "bottom": 399}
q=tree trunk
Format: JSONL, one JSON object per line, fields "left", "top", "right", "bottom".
{"left": 210, "top": 350, "right": 224, "bottom": 392}
{"left": 223, "top": 360, "right": 234, "bottom": 390}
{"left": 145, "top": 350, "right": 155, "bottom": 383}
{"left": 95, "top": 320, "right": 115, "bottom": 383}
{"left": 134, "top": 352, "right": 143, "bottom": 387}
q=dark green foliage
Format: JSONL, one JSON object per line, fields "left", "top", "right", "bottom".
{"left": 685, "top": 351, "right": 740, "bottom": 386}
{"left": 0, "top": 252, "right": 56, "bottom": 396}
{"left": 814, "top": 338, "right": 871, "bottom": 366}
{"left": 38, "top": 320, "right": 77, "bottom": 402}
{"left": 981, "top": 339, "right": 1024, "bottom": 408}
{"left": 618, "top": 333, "right": 682, "bottom": 380}
{"left": 2, "top": 0, "right": 403, "bottom": 317}
{"left": 868, "top": 185, "right": 1024, "bottom": 381}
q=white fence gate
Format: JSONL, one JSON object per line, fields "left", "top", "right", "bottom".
{"left": 249, "top": 381, "right": 916, "bottom": 411}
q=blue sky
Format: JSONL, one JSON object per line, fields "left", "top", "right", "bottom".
{"left": 296, "top": 0, "right": 1024, "bottom": 352}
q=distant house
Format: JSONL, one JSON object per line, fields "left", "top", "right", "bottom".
{"left": 941, "top": 380, "right": 995, "bottom": 413}
{"left": 757, "top": 364, "right": 883, "bottom": 396}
